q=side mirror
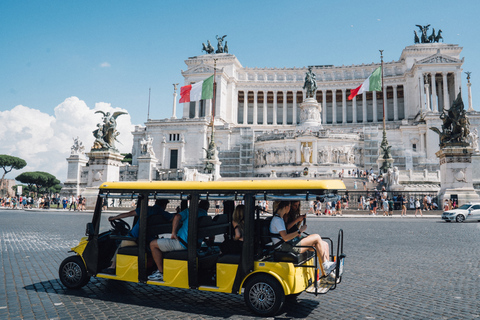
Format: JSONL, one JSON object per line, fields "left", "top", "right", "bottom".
{"left": 85, "top": 222, "right": 95, "bottom": 236}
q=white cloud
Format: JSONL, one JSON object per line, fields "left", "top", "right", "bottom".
{"left": 100, "top": 62, "right": 111, "bottom": 68}
{"left": 0, "top": 97, "right": 134, "bottom": 182}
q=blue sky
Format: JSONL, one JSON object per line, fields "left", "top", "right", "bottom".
{"left": 1, "top": 0, "right": 479, "bottom": 180}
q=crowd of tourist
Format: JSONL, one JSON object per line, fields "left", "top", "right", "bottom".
{"left": 0, "top": 195, "right": 87, "bottom": 211}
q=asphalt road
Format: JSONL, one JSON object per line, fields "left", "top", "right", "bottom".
{"left": 1, "top": 209, "right": 479, "bottom": 319}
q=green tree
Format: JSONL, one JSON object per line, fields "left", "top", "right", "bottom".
{"left": 15, "top": 171, "right": 61, "bottom": 196}
{"left": 121, "top": 153, "right": 132, "bottom": 164}
{"left": 0, "top": 155, "right": 27, "bottom": 196}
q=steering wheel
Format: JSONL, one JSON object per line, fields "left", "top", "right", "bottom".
{"left": 110, "top": 219, "right": 131, "bottom": 236}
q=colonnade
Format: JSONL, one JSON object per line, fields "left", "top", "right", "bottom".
{"left": 237, "top": 85, "right": 405, "bottom": 125}
{"left": 421, "top": 71, "right": 456, "bottom": 112}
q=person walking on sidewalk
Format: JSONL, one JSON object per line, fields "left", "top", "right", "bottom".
{"left": 415, "top": 198, "right": 423, "bottom": 217}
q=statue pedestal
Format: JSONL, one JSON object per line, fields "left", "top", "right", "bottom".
{"left": 436, "top": 146, "right": 480, "bottom": 205}
{"left": 84, "top": 151, "right": 125, "bottom": 209}
{"left": 62, "top": 154, "right": 88, "bottom": 198}
{"left": 376, "top": 157, "right": 394, "bottom": 174}
{"left": 137, "top": 155, "right": 158, "bottom": 181}
{"left": 299, "top": 98, "right": 322, "bottom": 130}
{"left": 203, "top": 158, "right": 222, "bottom": 181}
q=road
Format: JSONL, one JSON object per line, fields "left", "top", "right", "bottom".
{"left": 1, "top": 208, "right": 479, "bottom": 319}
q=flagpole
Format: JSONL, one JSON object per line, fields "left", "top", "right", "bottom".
{"left": 379, "top": 49, "right": 391, "bottom": 175}
{"left": 209, "top": 58, "right": 217, "bottom": 142}
{"left": 380, "top": 50, "right": 385, "bottom": 132}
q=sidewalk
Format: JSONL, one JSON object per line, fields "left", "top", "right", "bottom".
{"left": 1, "top": 206, "right": 443, "bottom": 218}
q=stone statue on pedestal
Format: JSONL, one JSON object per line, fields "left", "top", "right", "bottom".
{"left": 430, "top": 92, "right": 470, "bottom": 148}
{"left": 71, "top": 137, "right": 85, "bottom": 155}
{"left": 303, "top": 67, "right": 317, "bottom": 98}
{"left": 92, "top": 111, "right": 128, "bottom": 152}
{"left": 140, "top": 135, "right": 155, "bottom": 157}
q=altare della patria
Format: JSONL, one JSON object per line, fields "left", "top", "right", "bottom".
{"left": 62, "top": 27, "right": 480, "bottom": 206}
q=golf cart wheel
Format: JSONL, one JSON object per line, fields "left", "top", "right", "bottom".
{"left": 244, "top": 274, "right": 285, "bottom": 316}
{"left": 59, "top": 256, "right": 90, "bottom": 289}
{"left": 455, "top": 214, "right": 465, "bottom": 223}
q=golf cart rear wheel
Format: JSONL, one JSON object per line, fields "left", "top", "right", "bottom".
{"left": 244, "top": 274, "right": 285, "bottom": 316}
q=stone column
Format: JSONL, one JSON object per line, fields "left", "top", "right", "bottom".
{"left": 425, "top": 82, "right": 431, "bottom": 111}
{"left": 332, "top": 89, "right": 337, "bottom": 123}
{"left": 322, "top": 89, "right": 327, "bottom": 124}
{"left": 467, "top": 82, "right": 474, "bottom": 112}
{"left": 443, "top": 72, "right": 449, "bottom": 110}
{"left": 352, "top": 95, "right": 357, "bottom": 123}
{"left": 342, "top": 89, "right": 347, "bottom": 123}
{"left": 283, "top": 91, "right": 287, "bottom": 125}
{"left": 273, "top": 91, "right": 278, "bottom": 125}
{"left": 292, "top": 90, "right": 297, "bottom": 125}
{"left": 362, "top": 92, "right": 367, "bottom": 122}
{"left": 243, "top": 91, "right": 248, "bottom": 124}
{"left": 393, "top": 85, "right": 399, "bottom": 121}
{"left": 454, "top": 71, "right": 460, "bottom": 98}
{"left": 195, "top": 101, "right": 199, "bottom": 118}
{"left": 172, "top": 89, "right": 177, "bottom": 119}
{"left": 253, "top": 90, "right": 258, "bottom": 125}
{"left": 419, "top": 74, "right": 426, "bottom": 111}
{"left": 431, "top": 72, "right": 438, "bottom": 112}
{"left": 263, "top": 90, "right": 268, "bottom": 124}
{"left": 373, "top": 91, "right": 378, "bottom": 122}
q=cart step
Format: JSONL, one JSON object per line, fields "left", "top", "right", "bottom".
{"left": 305, "top": 279, "right": 334, "bottom": 294}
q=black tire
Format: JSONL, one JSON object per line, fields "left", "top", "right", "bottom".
{"left": 59, "top": 256, "right": 90, "bottom": 289}
{"left": 456, "top": 215, "right": 465, "bottom": 223}
{"left": 244, "top": 274, "right": 285, "bottom": 317}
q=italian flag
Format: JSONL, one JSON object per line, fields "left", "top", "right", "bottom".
{"left": 348, "top": 66, "right": 382, "bottom": 100}
{"left": 179, "top": 75, "right": 214, "bottom": 103}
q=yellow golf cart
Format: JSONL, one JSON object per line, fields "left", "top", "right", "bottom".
{"left": 59, "top": 180, "right": 346, "bottom": 316}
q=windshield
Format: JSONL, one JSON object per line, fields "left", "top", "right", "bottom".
{"left": 457, "top": 204, "right": 471, "bottom": 210}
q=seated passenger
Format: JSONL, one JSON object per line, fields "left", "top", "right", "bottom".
{"left": 232, "top": 205, "right": 245, "bottom": 241}
{"left": 220, "top": 205, "right": 244, "bottom": 255}
{"left": 270, "top": 201, "right": 335, "bottom": 275}
{"left": 148, "top": 200, "right": 209, "bottom": 281}
{"left": 284, "top": 200, "right": 306, "bottom": 233}
{"left": 102, "top": 199, "right": 172, "bottom": 274}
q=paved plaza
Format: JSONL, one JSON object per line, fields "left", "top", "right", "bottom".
{"left": 1, "top": 208, "right": 479, "bottom": 319}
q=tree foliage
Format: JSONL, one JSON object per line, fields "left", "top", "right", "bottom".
{"left": 15, "top": 171, "right": 61, "bottom": 195}
{"left": 121, "top": 153, "right": 132, "bottom": 164}
{"left": 0, "top": 155, "right": 27, "bottom": 195}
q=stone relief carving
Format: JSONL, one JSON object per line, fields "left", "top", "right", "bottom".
{"left": 255, "top": 148, "right": 296, "bottom": 167}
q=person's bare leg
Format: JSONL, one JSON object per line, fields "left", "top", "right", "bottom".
{"left": 149, "top": 241, "right": 164, "bottom": 273}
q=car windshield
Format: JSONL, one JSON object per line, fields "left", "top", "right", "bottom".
{"left": 457, "top": 204, "right": 471, "bottom": 210}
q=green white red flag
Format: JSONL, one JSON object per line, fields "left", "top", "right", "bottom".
{"left": 179, "top": 75, "right": 214, "bottom": 103}
{"left": 348, "top": 66, "right": 382, "bottom": 100}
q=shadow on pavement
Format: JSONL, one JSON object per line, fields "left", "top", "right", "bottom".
{"left": 24, "top": 277, "right": 320, "bottom": 319}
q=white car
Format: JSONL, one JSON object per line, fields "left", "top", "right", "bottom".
{"left": 442, "top": 203, "right": 480, "bottom": 222}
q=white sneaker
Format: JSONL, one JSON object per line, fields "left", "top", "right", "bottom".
{"left": 322, "top": 261, "right": 336, "bottom": 274}
{"left": 148, "top": 270, "right": 163, "bottom": 281}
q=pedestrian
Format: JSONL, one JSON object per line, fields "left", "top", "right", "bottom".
{"left": 388, "top": 198, "right": 394, "bottom": 216}
{"left": 335, "top": 200, "right": 342, "bottom": 216}
{"left": 401, "top": 196, "right": 407, "bottom": 217}
{"left": 415, "top": 198, "right": 423, "bottom": 217}
{"left": 382, "top": 198, "right": 388, "bottom": 216}
{"left": 69, "top": 195, "right": 77, "bottom": 211}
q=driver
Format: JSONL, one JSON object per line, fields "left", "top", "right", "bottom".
{"left": 102, "top": 199, "right": 173, "bottom": 274}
